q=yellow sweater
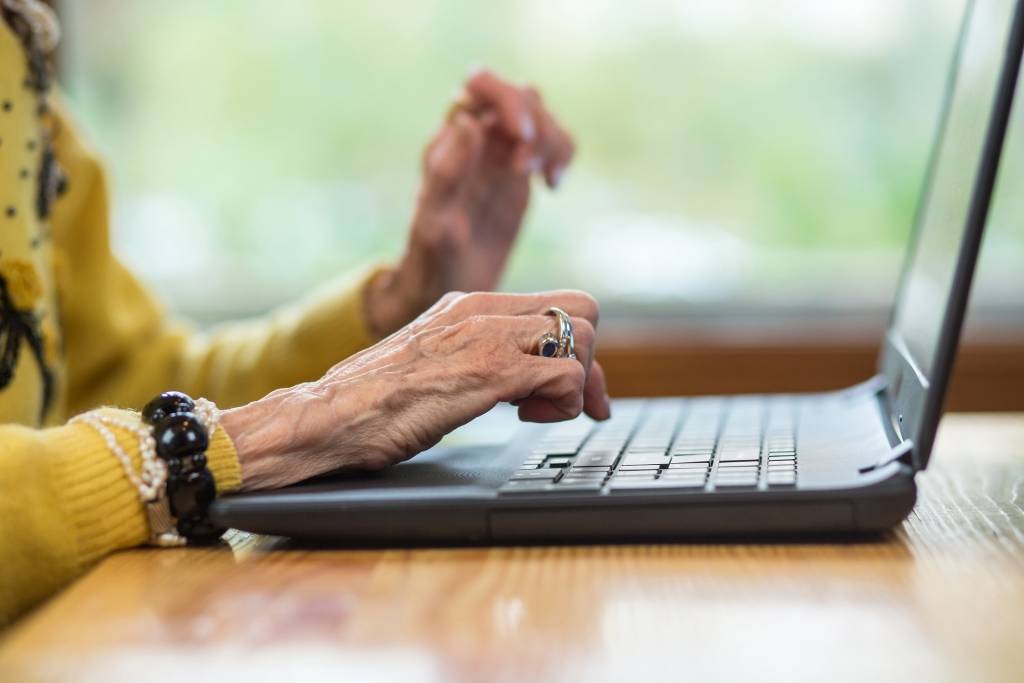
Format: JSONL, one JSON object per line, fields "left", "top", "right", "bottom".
{"left": 0, "top": 25, "right": 377, "bottom": 625}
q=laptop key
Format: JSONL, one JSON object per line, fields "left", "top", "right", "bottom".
{"left": 612, "top": 471, "right": 660, "bottom": 479}
{"left": 510, "top": 470, "right": 561, "bottom": 481}
{"left": 718, "top": 449, "right": 761, "bottom": 462}
{"left": 574, "top": 453, "right": 619, "bottom": 467}
{"left": 622, "top": 454, "right": 672, "bottom": 466}
{"left": 545, "top": 457, "right": 573, "bottom": 468}
{"left": 671, "top": 455, "right": 713, "bottom": 464}
{"left": 562, "top": 472, "right": 607, "bottom": 481}
{"left": 617, "top": 464, "right": 663, "bottom": 472}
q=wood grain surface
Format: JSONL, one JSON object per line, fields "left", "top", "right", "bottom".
{"left": 2, "top": 414, "right": 1023, "bottom": 683}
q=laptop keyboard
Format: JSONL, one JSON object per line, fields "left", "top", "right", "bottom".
{"left": 498, "top": 398, "right": 798, "bottom": 495}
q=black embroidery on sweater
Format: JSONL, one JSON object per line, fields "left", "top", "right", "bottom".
{"left": 0, "top": 7, "right": 52, "bottom": 96}
{"left": 0, "top": 275, "right": 54, "bottom": 421}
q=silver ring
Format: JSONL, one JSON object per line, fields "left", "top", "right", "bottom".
{"left": 545, "top": 307, "right": 576, "bottom": 360}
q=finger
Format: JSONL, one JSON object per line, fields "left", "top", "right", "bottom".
{"left": 421, "top": 111, "right": 485, "bottom": 203}
{"left": 508, "top": 356, "right": 587, "bottom": 423}
{"left": 462, "top": 313, "right": 595, "bottom": 375}
{"left": 581, "top": 360, "right": 611, "bottom": 421}
{"left": 518, "top": 360, "right": 609, "bottom": 423}
{"left": 449, "top": 290, "right": 599, "bottom": 330}
{"left": 464, "top": 68, "right": 536, "bottom": 144}
{"left": 512, "top": 314, "right": 596, "bottom": 375}
{"left": 523, "top": 86, "right": 575, "bottom": 188}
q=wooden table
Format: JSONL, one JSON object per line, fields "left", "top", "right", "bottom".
{"left": 2, "top": 413, "right": 1024, "bottom": 683}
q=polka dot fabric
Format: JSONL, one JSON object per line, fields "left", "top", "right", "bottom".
{"left": 0, "top": 21, "right": 56, "bottom": 425}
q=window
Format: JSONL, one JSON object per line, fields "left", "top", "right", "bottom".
{"left": 62, "top": 0, "right": 1018, "bottom": 331}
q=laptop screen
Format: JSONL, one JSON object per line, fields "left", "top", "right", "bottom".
{"left": 891, "top": 0, "right": 1017, "bottom": 380}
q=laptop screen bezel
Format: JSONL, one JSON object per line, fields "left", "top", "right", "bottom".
{"left": 878, "top": 0, "right": 1024, "bottom": 470}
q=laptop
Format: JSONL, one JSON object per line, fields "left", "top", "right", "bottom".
{"left": 210, "top": 0, "right": 1024, "bottom": 542}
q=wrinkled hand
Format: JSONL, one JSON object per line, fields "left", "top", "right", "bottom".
{"left": 222, "top": 290, "right": 608, "bottom": 491}
{"left": 366, "top": 68, "right": 575, "bottom": 337}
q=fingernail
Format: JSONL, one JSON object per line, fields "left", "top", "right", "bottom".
{"left": 603, "top": 394, "right": 613, "bottom": 420}
{"left": 520, "top": 112, "right": 536, "bottom": 141}
{"left": 551, "top": 165, "right": 566, "bottom": 188}
{"left": 529, "top": 155, "right": 544, "bottom": 173}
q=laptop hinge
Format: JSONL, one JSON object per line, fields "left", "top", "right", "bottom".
{"left": 862, "top": 439, "right": 915, "bottom": 474}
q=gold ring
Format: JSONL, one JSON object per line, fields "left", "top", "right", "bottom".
{"left": 445, "top": 96, "right": 476, "bottom": 124}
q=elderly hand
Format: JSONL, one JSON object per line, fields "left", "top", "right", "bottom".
{"left": 365, "top": 68, "right": 575, "bottom": 337}
{"left": 221, "top": 290, "right": 608, "bottom": 491}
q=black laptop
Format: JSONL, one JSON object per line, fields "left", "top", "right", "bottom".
{"left": 211, "top": 0, "right": 1024, "bottom": 542}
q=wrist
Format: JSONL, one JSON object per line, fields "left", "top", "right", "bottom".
{"left": 221, "top": 375, "right": 402, "bottom": 491}
{"left": 220, "top": 393, "right": 302, "bottom": 492}
{"left": 363, "top": 256, "right": 438, "bottom": 337}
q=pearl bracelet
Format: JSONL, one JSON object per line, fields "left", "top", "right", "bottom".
{"left": 72, "top": 394, "right": 222, "bottom": 547}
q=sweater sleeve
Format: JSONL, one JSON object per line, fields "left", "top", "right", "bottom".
{"left": 48, "top": 97, "right": 382, "bottom": 416}
{"left": 0, "top": 410, "right": 241, "bottom": 627}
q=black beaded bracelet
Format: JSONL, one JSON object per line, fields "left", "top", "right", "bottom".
{"left": 142, "top": 391, "right": 225, "bottom": 545}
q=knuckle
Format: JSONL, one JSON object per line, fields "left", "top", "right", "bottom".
{"left": 440, "top": 290, "right": 466, "bottom": 305}
{"left": 573, "top": 316, "right": 595, "bottom": 339}
{"left": 459, "top": 290, "right": 496, "bottom": 313}
{"left": 425, "top": 290, "right": 466, "bottom": 320}
{"left": 566, "top": 290, "right": 599, "bottom": 324}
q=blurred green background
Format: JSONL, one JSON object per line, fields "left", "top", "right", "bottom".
{"left": 59, "top": 0, "right": 1019, "bottom": 326}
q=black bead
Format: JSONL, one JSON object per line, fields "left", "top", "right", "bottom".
{"left": 176, "top": 516, "right": 225, "bottom": 545}
{"left": 2, "top": 100, "right": 11, "bottom": 112}
{"left": 189, "top": 452, "right": 207, "bottom": 471}
{"left": 142, "top": 391, "right": 195, "bottom": 425}
{"left": 168, "top": 469, "right": 216, "bottom": 520}
{"left": 154, "top": 412, "right": 208, "bottom": 460}
{"left": 5, "top": 206, "right": 15, "bottom": 219}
